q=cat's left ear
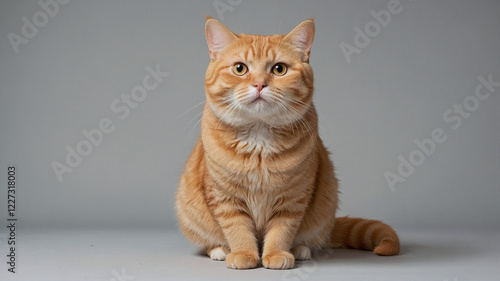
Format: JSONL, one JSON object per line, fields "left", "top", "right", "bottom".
{"left": 205, "top": 16, "right": 238, "bottom": 61}
{"left": 283, "top": 18, "right": 315, "bottom": 62}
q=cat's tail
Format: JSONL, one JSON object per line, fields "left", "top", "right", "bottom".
{"left": 329, "top": 216, "right": 400, "bottom": 256}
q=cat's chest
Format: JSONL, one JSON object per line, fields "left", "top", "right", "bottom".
{"left": 235, "top": 122, "right": 278, "bottom": 155}
{"left": 246, "top": 191, "right": 275, "bottom": 235}
{"left": 233, "top": 125, "right": 290, "bottom": 234}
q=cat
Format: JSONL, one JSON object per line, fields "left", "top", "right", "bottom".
{"left": 176, "top": 17, "right": 400, "bottom": 270}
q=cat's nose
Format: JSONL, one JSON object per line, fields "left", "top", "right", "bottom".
{"left": 252, "top": 81, "right": 268, "bottom": 92}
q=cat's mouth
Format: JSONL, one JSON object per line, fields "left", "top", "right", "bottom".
{"left": 251, "top": 95, "right": 271, "bottom": 106}
{"left": 239, "top": 90, "right": 279, "bottom": 116}
{"left": 246, "top": 95, "right": 272, "bottom": 113}
{"left": 252, "top": 96, "right": 265, "bottom": 103}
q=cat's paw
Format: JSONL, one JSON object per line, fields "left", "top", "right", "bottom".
{"left": 208, "top": 246, "right": 229, "bottom": 261}
{"left": 291, "top": 245, "right": 311, "bottom": 261}
{"left": 226, "top": 251, "right": 259, "bottom": 269}
{"left": 262, "top": 251, "right": 295, "bottom": 269}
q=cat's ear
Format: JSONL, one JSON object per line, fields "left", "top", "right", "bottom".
{"left": 205, "top": 16, "right": 238, "bottom": 61}
{"left": 283, "top": 18, "right": 315, "bottom": 62}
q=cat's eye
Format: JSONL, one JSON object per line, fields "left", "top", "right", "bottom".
{"left": 272, "top": 63, "right": 287, "bottom": 76}
{"left": 233, "top": 63, "right": 248, "bottom": 76}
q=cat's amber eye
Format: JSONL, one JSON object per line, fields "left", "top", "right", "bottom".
{"left": 272, "top": 63, "right": 287, "bottom": 76}
{"left": 233, "top": 63, "right": 248, "bottom": 76}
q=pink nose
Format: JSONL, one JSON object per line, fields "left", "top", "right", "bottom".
{"left": 252, "top": 81, "right": 267, "bottom": 92}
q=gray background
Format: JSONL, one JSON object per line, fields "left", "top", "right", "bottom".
{"left": 2, "top": 0, "right": 499, "bottom": 230}
{"left": 0, "top": 1, "right": 499, "bottom": 280}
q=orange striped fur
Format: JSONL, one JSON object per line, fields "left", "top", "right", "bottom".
{"left": 176, "top": 17, "right": 399, "bottom": 270}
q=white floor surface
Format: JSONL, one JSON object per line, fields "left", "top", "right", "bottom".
{"left": 1, "top": 227, "right": 499, "bottom": 281}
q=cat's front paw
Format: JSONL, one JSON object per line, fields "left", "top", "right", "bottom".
{"left": 291, "top": 245, "right": 311, "bottom": 260}
{"left": 226, "top": 251, "right": 259, "bottom": 269}
{"left": 262, "top": 251, "right": 295, "bottom": 269}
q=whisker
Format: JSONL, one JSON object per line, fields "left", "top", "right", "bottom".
{"left": 282, "top": 95, "right": 310, "bottom": 109}
{"left": 268, "top": 94, "right": 303, "bottom": 134}
{"left": 185, "top": 110, "right": 204, "bottom": 130}
{"left": 216, "top": 100, "right": 240, "bottom": 129}
{"left": 279, "top": 100, "right": 315, "bottom": 137}
{"left": 274, "top": 101, "right": 295, "bottom": 134}
{"left": 188, "top": 115, "right": 203, "bottom": 141}
{"left": 176, "top": 99, "right": 205, "bottom": 119}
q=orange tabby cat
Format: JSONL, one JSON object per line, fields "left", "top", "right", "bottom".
{"left": 176, "top": 17, "right": 399, "bottom": 270}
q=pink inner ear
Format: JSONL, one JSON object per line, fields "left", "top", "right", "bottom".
{"left": 295, "top": 32, "right": 312, "bottom": 51}
{"left": 206, "top": 19, "right": 237, "bottom": 60}
{"left": 285, "top": 20, "right": 315, "bottom": 60}
{"left": 294, "top": 26, "right": 314, "bottom": 52}
{"left": 208, "top": 32, "right": 228, "bottom": 53}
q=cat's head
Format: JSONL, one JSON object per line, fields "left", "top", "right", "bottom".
{"left": 204, "top": 17, "right": 315, "bottom": 127}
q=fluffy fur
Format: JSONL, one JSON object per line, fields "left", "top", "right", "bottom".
{"left": 176, "top": 17, "right": 399, "bottom": 270}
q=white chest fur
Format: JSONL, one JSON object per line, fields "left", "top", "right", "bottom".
{"left": 235, "top": 122, "right": 280, "bottom": 234}
{"left": 235, "top": 122, "right": 278, "bottom": 155}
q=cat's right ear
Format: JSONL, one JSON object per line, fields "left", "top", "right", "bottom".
{"left": 283, "top": 18, "right": 315, "bottom": 62}
{"left": 205, "top": 16, "right": 238, "bottom": 61}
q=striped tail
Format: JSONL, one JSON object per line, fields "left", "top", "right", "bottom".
{"left": 330, "top": 217, "right": 400, "bottom": 256}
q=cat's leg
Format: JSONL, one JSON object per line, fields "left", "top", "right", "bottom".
{"left": 220, "top": 213, "right": 259, "bottom": 269}
{"left": 261, "top": 214, "right": 304, "bottom": 269}
{"left": 291, "top": 245, "right": 311, "bottom": 260}
{"left": 211, "top": 203, "right": 259, "bottom": 269}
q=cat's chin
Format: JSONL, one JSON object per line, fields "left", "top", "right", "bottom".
{"left": 244, "top": 100, "right": 273, "bottom": 114}
{"left": 209, "top": 100, "right": 305, "bottom": 128}
{"left": 227, "top": 111, "right": 297, "bottom": 128}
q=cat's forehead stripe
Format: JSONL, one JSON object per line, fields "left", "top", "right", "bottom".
{"left": 236, "top": 36, "right": 280, "bottom": 63}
